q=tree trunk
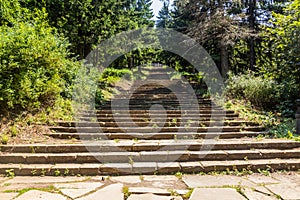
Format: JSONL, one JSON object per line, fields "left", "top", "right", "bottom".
{"left": 249, "top": 0, "right": 256, "bottom": 70}
{"left": 220, "top": 40, "right": 229, "bottom": 79}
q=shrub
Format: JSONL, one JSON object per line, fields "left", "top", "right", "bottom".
{"left": 0, "top": 5, "right": 79, "bottom": 111}
{"left": 99, "top": 68, "right": 133, "bottom": 88}
{"left": 225, "top": 71, "right": 299, "bottom": 116}
{"left": 225, "top": 72, "right": 279, "bottom": 109}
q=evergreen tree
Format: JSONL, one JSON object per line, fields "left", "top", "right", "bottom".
{"left": 156, "top": 0, "right": 172, "bottom": 28}
{"left": 20, "top": 0, "right": 148, "bottom": 59}
{"left": 136, "top": 0, "right": 154, "bottom": 27}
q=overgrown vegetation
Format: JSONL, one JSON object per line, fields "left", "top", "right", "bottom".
{"left": 224, "top": 100, "right": 300, "bottom": 141}
{"left": 225, "top": 72, "right": 299, "bottom": 117}
{"left": 0, "top": 1, "right": 79, "bottom": 112}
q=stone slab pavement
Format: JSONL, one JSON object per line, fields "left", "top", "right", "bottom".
{"left": 0, "top": 172, "right": 299, "bottom": 200}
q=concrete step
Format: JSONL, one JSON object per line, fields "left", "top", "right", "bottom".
{"left": 112, "top": 94, "right": 210, "bottom": 98}
{"left": 54, "top": 121, "right": 258, "bottom": 128}
{"left": 99, "top": 106, "right": 217, "bottom": 110}
{"left": 77, "top": 113, "right": 239, "bottom": 118}
{"left": 102, "top": 100, "right": 214, "bottom": 104}
{"left": 1, "top": 149, "right": 299, "bottom": 164}
{"left": 107, "top": 98, "right": 215, "bottom": 102}
{"left": 50, "top": 126, "right": 264, "bottom": 133}
{"left": 81, "top": 108, "right": 225, "bottom": 113}
{"left": 1, "top": 139, "right": 299, "bottom": 153}
{"left": 45, "top": 131, "right": 266, "bottom": 140}
{"left": 0, "top": 158, "right": 299, "bottom": 176}
{"left": 78, "top": 117, "right": 238, "bottom": 122}
{"left": 79, "top": 109, "right": 234, "bottom": 114}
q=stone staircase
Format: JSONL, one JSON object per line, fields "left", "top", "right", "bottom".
{"left": 0, "top": 66, "right": 299, "bottom": 176}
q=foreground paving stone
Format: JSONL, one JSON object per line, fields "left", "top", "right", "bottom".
{"left": 246, "top": 174, "right": 279, "bottom": 184}
{"left": 0, "top": 177, "right": 8, "bottom": 182}
{"left": 143, "top": 175, "right": 178, "bottom": 182}
{"left": 127, "top": 193, "right": 183, "bottom": 200}
{"left": 0, "top": 192, "right": 18, "bottom": 200}
{"left": 110, "top": 176, "right": 142, "bottom": 184}
{"left": 271, "top": 172, "right": 300, "bottom": 185}
{"left": 129, "top": 187, "right": 171, "bottom": 195}
{"left": 15, "top": 190, "right": 67, "bottom": 200}
{"left": 243, "top": 188, "right": 278, "bottom": 200}
{"left": 265, "top": 183, "right": 300, "bottom": 200}
{"left": 54, "top": 182, "right": 104, "bottom": 199}
{"left": 189, "top": 188, "right": 246, "bottom": 200}
{"left": 142, "top": 175, "right": 184, "bottom": 189}
{"left": 183, "top": 175, "right": 255, "bottom": 188}
{"left": 77, "top": 183, "right": 123, "bottom": 200}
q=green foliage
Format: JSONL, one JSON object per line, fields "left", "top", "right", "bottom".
{"left": 10, "top": 125, "right": 18, "bottom": 137}
{"left": 5, "top": 169, "right": 14, "bottom": 178}
{"left": 1, "top": 134, "right": 9, "bottom": 144}
{"left": 93, "top": 68, "right": 133, "bottom": 108}
{"left": 21, "top": 0, "right": 154, "bottom": 59}
{"left": 0, "top": 2, "right": 79, "bottom": 111}
{"left": 225, "top": 72, "right": 279, "bottom": 109}
{"left": 269, "top": 119, "right": 300, "bottom": 141}
{"left": 225, "top": 72, "right": 299, "bottom": 116}
{"left": 99, "top": 68, "right": 133, "bottom": 87}
{"left": 259, "top": 0, "right": 300, "bottom": 85}
{"left": 224, "top": 100, "right": 277, "bottom": 127}
{"left": 156, "top": 1, "right": 172, "bottom": 28}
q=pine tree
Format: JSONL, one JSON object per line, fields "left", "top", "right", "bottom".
{"left": 156, "top": 1, "right": 172, "bottom": 28}
{"left": 136, "top": 0, "right": 154, "bottom": 27}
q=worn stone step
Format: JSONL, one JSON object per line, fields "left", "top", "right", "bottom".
{"left": 90, "top": 107, "right": 226, "bottom": 114}
{"left": 104, "top": 97, "right": 212, "bottom": 101}
{"left": 1, "top": 149, "right": 299, "bottom": 164}
{"left": 50, "top": 126, "right": 264, "bottom": 133}
{"left": 78, "top": 117, "right": 238, "bottom": 122}
{"left": 99, "top": 106, "right": 217, "bottom": 110}
{"left": 0, "top": 158, "right": 299, "bottom": 176}
{"left": 78, "top": 113, "right": 239, "bottom": 119}
{"left": 102, "top": 100, "right": 214, "bottom": 105}
{"left": 113, "top": 94, "right": 210, "bottom": 98}
{"left": 54, "top": 121, "right": 258, "bottom": 128}
{"left": 79, "top": 109, "right": 234, "bottom": 115}
{"left": 1, "top": 139, "right": 299, "bottom": 153}
{"left": 106, "top": 98, "right": 214, "bottom": 102}
{"left": 81, "top": 108, "right": 225, "bottom": 113}
{"left": 45, "top": 131, "right": 266, "bottom": 140}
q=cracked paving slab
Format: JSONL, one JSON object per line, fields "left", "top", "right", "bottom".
{"left": 14, "top": 190, "right": 67, "bottom": 200}
{"left": 76, "top": 183, "right": 123, "bottom": 200}
{"left": 182, "top": 175, "right": 256, "bottom": 188}
{"left": 54, "top": 182, "right": 104, "bottom": 199}
{"left": 189, "top": 188, "right": 246, "bottom": 200}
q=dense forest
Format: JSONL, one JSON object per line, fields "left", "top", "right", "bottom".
{"left": 0, "top": 0, "right": 299, "bottom": 140}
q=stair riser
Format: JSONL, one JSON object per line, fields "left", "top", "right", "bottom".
{"left": 46, "top": 132, "right": 262, "bottom": 140}
{"left": 82, "top": 108, "right": 226, "bottom": 113}
{"left": 50, "top": 127, "right": 264, "bottom": 133}
{"left": 100, "top": 107, "right": 215, "bottom": 110}
{"left": 1, "top": 151, "right": 299, "bottom": 164}
{"left": 78, "top": 114, "right": 239, "bottom": 119}
{"left": 0, "top": 161, "right": 299, "bottom": 176}
{"left": 55, "top": 121, "right": 258, "bottom": 127}
{"left": 78, "top": 107, "right": 227, "bottom": 115}
{"left": 78, "top": 117, "right": 237, "bottom": 122}
{"left": 1, "top": 143, "right": 299, "bottom": 153}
